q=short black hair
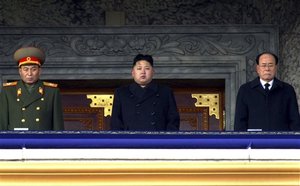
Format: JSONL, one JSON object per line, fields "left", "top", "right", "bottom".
{"left": 255, "top": 52, "right": 279, "bottom": 65}
{"left": 133, "top": 54, "right": 153, "bottom": 67}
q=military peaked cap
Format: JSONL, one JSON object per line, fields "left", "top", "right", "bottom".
{"left": 13, "top": 47, "right": 45, "bottom": 67}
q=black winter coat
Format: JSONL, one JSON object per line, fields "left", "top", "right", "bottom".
{"left": 234, "top": 77, "right": 300, "bottom": 131}
{"left": 111, "top": 81, "right": 180, "bottom": 131}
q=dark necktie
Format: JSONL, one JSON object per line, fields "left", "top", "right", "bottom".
{"left": 264, "top": 83, "right": 270, "bottom": 93}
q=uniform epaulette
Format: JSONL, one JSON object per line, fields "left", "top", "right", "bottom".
{"left": 43, "top": 81, "right": 58, "bottom": 88}
{"left": 3, "top": 81, "right": 18, "bottom": 87}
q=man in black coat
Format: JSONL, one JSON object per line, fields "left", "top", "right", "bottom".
{"left": 234, "top": 52, "right": 300, "bottom": 131}
{"left": 110, "top": 54, "right": 180, "bottom": 131}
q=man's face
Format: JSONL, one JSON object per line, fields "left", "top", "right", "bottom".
{"left": 131, "top": 60, "right": 154, "bottom": 87}
{"left": 19, "top": 65, "right": 41, "bottom": 84}
{"left": 256, "top": 53, "right": 277, "bottom": 82}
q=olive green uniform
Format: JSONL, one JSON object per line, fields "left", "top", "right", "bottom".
{"left": 0, "top": 80, "right": 64, "bottom": 130}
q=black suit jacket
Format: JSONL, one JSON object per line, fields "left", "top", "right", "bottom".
{"left": 111, "top": 81, "right": 180, "bottom": 131}
{"left": 234, "top": 77, "right": 300, "bottom": 131}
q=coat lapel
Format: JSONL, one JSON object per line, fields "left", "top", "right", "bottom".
{"left": 141, "top": 82, "right": 158, "bottom": 102}
{"left": 250, "top": 77, "right": 266, "bottom": 95}
{"left": 271, "top": 78, "right": 283, "bottom": 91}
{"left": 250, "top": 77, "right": 283, "bottom": 95}
{"left": 129, "top": 82, "right": 158, "bottom": 103}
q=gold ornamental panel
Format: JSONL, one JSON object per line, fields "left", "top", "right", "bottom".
{"left": 0, "top": 161, "right": 299, "bottom": 186}
{"left": 86, "top": 94, "right": 114, "bottom": 117}
{"left": 191, "top": 94, "right": 220, "bottom": 119}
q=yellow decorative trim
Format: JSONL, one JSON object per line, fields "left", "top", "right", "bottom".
{"left": 63, "top": 107, "right": 104, "bottom": 130}
{"left": 64, "top": 118, "right": 93, "bottom": 129}
{"left": 192, "top": 94, "right": 220, "bottom": 119}
{"left": 0, "top": 161, "right": 299, "bottom": 185}
{"left": 86, "top": 94, "right": 114, "bottom": 117}
{"left": 178, "top": 107, "right": 209, "bottom": 130}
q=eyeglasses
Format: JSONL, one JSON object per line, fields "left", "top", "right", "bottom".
{"left": 258, "top": 64, "right": 275, "bottom": 68}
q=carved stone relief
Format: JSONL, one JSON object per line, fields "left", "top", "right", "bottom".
{"left": 0, "top": 26, "right": 277, "bottom": 79}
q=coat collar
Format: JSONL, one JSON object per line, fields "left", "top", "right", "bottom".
{"left": 129, "top": 81, "right": 159, "bottom": 102}
{"left": 250, "top": 77, "right": 283, "bottom": 91}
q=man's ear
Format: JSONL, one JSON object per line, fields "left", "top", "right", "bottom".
{"left": 39, "top": 67, "right": 42, "bottom": 76}
{"left": 255, "top": 64, "right": 259, "bottom": 73}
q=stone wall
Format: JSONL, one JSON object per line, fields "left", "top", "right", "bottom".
{"left": 0, "top": 0, "right": 299, "bottom": 107}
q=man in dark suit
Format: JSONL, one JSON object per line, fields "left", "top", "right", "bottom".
{"left": 234, "top": 52, "right": 300, "bottom": 131}
{"left": 0, "top": 47, "right": 64, "bottom": 130}
{"left": 111, "top": 54, "right": 180, "bottom": 131}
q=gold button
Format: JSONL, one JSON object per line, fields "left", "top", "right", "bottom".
{"left": 22, "top": 108, "right": 26, "bottom": 111}
{"left": 21, "top": 119, "right": 25, "bottom": 123}
{"left": 36, "top": 107, "right": 40, "bottom": 110}
{"left": 36, "top": 118, "right": 40, "bottom": 122}
{"left": 41, "top": 98, "right": 44, "bottom": 101}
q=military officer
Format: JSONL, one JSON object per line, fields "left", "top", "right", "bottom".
{"left": 110, "top": 54, "right": 180, "bottom": 131}
{"left": 0, "top": 46, "right": 64, "bottom": 130}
